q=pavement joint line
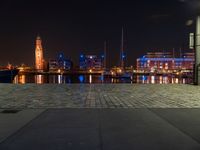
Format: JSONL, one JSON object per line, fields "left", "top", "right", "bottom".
{"left": 0, "top": 109, "right": 48, "bottom": 145}
{"left": 98, "top": 109, "right": 103, "bottom": 150}
{"left": 148, "top": 108, "right": 200, "bottom": 145}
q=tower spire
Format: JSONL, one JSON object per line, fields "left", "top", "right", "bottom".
{"left": 35, "top": 35, "right": 44, "bottom": 71}
{"left": 36, "top": 35, "right": 41, "bottom": 40}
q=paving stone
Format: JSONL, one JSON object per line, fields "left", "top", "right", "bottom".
{"left": 0, "top": 84, "right": 200, "bottom": 108}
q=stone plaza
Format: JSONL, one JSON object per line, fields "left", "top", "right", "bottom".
{"left": 1, "top": 84, "right": 200, "bottom": 150}
{"left": 1, "top": 84, "right": 200, "bottom": 109}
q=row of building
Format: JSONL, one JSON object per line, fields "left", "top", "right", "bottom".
{"left": 35, "top": 36, "right": 105, "bottom": 72}
{"left": 48, "top": 52, "right": 195, "bottom": 73}
{"left": 34, "top": 36, "right": 194, "bottom": 73}
{"left": 48, "top": 54, "right": 105, "bottom": 72}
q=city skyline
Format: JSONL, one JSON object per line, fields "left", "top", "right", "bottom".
{"left": 0, "top": 0, "right": 197, "bottom": 67}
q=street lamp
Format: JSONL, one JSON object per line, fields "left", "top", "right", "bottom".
{"left": 194, "top": 16, "right": 200, "bottom": 85}
{"left": 186, "top": 0, "right": 200, "bottom": 85}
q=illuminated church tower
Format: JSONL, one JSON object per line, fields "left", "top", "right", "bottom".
{"left": 35, "top": 36, "right": 44, "bottom": 71}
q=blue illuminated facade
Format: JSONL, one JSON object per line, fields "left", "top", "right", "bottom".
{"left": 79, "top": 54, "right": 103, "bottom": 70}
{"left": 49, "top": 53, "right": 73, "bottom": 71}
{"left": 137, "top": 52, "right": 194, "bottom": 73}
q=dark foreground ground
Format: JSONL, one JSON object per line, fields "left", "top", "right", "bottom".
{"left": 1, "top": 108, "right": 200, "bottom": 150}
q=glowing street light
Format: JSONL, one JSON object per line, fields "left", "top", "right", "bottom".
{"left": 194, "top": 1, "right": 200, "bottom": 85}
{"left": 178, "top": 0, "right": 200, "bottom": 84}
{"left": 194, "top": 16, "right": 200, "bottom": 85}
{"left": 185, "top": 0, "right": 200, "bottom": 84}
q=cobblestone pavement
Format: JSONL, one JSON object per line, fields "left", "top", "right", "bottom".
{"left": 0, "top": 84, "right": 200, "bottom": 108}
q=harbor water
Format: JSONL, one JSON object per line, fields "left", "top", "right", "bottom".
{"left": 12, "top": 74, "right": 193, "bottom": 84}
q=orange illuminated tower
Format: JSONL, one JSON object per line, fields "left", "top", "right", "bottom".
{"left": 35, "top": 36, "right": 44, "bottom": 71}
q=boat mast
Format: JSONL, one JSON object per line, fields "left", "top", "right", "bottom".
{"left": 104, "top": 41, "right": 107, "bottom": 70}
{"left": 120, "top": 27, "right": 124, "bottom": 70}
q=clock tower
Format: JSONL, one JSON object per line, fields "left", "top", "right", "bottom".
{"left": 35, "top": 36, "right": 44, "bottom": 71}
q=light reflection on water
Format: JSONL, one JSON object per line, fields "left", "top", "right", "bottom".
{"left": 35, "top": 75, "right": 44, "bottom": 84}
{"left": 13, "top": 74, "right": 193, "bottom": 84}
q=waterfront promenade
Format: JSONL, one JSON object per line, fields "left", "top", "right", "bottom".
{"left": 1, "top": 84, "right": 200, "bottom": 149}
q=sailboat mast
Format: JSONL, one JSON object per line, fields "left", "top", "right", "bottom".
{"left": 104, "top": 41, "right": 107, "bottom": 70}
{"left": 121, "top": 27, "right": 124, "bottom": 69}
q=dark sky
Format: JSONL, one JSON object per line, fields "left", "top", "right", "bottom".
{"left": 0, "top": 0, "right": 198, "bottom": 67}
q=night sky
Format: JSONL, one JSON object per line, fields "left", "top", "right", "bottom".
{"left": 0, "top": 0, "right": 198, "bottom": 67}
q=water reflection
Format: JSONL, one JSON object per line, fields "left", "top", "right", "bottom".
{"left": 14, "top": 75, "right": 26, "bottom": 84}
{"left": 136, "top": 75, "right": 192, "bottom": 84}
{"left": 99, "top": 75, "right": 104, "bottom": 83}
{"left": 163, "top": 76, "right": 167, "bottom": 84}
{"left": 89, "top": 75, "right": 92, "bottom": 84}
{"left": 58, "top": 75, "right": 62, "bottom": 84}
{"left": 13, "top": 74, "right": 193, "bottom": 84}
{"left": 183, "top": 78, "right": 186, "bottom": 84}
{"left": 79, "top": 75, "right": 84, "bottom": 83}
{"left": 159, "top": 76, "right": 163, "bottom": 84}
{"left": 151, "top": 76, "right": 155, "bottom": 84}
{"left": 35, "top": 75, "right": 44, "bottom": 84}
{"left": 175, "top": 78, "right": 179, "bottom": 84}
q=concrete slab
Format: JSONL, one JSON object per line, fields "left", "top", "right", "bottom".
{"left": 0, "top": 109, "right": 101, "bottom": 150}
{"left": 100, "top": 109, "right": 200, "bottom": 150}
{"left": 0, "top": 109, "right": 200, "bottom": 150}
{"left": 0, "top": 109, "right": 45, "bottom": 143}
{"left": 34, "top": 109, "right": 100, "bottom": 128}
{"left": 150, "top": 108, "right": 200, "bottom": 144}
